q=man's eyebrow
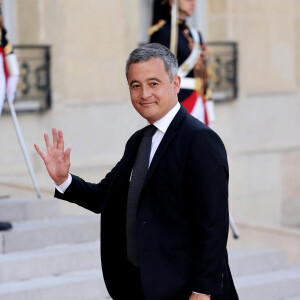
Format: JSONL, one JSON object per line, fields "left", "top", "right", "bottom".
{"left": 129, "top": 80, "right": 140, "bottom": 86}
{"left": 148, "top": 77, "right": 162, "bottom": 82}
{"left": 129, "top": 78, "right": 162, "bottom": 86}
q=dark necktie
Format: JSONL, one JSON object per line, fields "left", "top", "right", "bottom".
{"left": 126, "top": 124, "right": 157, "bottom": 267}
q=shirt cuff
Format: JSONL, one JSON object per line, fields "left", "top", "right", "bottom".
{"left": 55, "top": 174, "right": 72, "bottom": 194}
{"left": 193, "top": 292, "right": 207, "bottom": 295}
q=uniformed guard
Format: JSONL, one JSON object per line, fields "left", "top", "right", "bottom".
{"left": 0, "top": 16, "right": 13, "bottom": 230}
{"left": 149, "top": 0, "right": 215, "bottom": 128}
{"left": 0, "top": 0, "right": 19, "bottom": 115}
{"left": 1, "top": 0, "right": 41, "bottom": 201}
{"left": 149, "top": 0, "right": 240, "bottom": 240}
{"left": 0, "top": 0, "right": 14, "bottom": 231}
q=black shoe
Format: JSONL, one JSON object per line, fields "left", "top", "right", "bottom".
{"left": 0, "top": 222, "right": 13, "bottom": 231}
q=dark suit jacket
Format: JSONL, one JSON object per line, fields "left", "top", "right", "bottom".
{"left": 55, "top": 106, "right": 239, "bottom": 300}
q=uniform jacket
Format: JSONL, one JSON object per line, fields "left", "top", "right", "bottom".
{"left": 55, "top": 106, "right": 239, "bottom": 300}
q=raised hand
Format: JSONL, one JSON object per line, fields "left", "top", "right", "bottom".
{"left": 34, "top": 128, "right": 71, "bottom": 185}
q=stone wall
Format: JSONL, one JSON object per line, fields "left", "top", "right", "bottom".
{"left": 206, "top": 0, "right": 300, "bottom": 227}
{"left": 15, "top": 0, "right": 139, "bottom": 104}
{"left": 207, "top": 0, "right": 298, "bottom": 93}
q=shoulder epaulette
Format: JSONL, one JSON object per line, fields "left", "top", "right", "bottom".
{"left": 147, "top": 19, "right": 167, "bottom": 36}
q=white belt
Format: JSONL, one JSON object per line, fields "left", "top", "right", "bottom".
{"left": 180, "top": 77, "right": 196, "bottom": 90}
{"left": 180, "top": 77, "right": 204, "bottom": 97}
{"left": 177, "top": 28, "right": 201, "bottom": 78}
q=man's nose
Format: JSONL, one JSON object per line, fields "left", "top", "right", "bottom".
{"left": 141, "top": 86, "right": 152, "bottom": 99}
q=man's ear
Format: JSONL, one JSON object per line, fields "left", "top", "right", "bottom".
{"left": 173, "top": 75, "right": 181, "bottom": 94}
{"left": 168, "top": 0, "right": 173, "bottom": 7}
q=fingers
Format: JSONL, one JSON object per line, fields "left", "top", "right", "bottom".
{"left": 34, "top": 143, "right": 46, "bottom": 160}
{"left": 37, "top": 128, "right": 67, "bottom": 159}
{"left": 52, "top": 128, "right": 58, "bottom": 149}
{"left": 57, "top": 129, "right": 64, "bottom": 151}
{"left": 44, "top": 133, "right": 52, "bottom": 153}
{"left": 65, "top": 147, "right": 71, "bottom": 164}
{"left": 53, "top": 128, "right": 65, "bottom": 152}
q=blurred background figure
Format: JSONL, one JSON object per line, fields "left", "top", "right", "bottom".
{"left": 0, "top": 0, "right": 19, "bottom": 116}
{"left": 0, "top": 0, "right": 7, "bottom": 114}
{"left": 0, "top": 0, "right": 14, "bottom": 231}
{"left": 149, "top": 0, "right": 215, "bottom": 128}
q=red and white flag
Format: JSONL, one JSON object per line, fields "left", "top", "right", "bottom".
{"left": 0, "top": 50, "right": 19, "bottom": 115}
{"left": 0, "top": 47, "right": 8, "bottom": 115}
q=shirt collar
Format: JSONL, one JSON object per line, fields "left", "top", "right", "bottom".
{"left": 152, "top": 102, "right": 180, "bottom": 134}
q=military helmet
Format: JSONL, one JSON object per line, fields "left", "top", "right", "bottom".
{"left": 152, "top": 0, "right": 171, "bottom": 25}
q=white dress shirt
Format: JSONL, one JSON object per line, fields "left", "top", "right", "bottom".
{"left": 149, "top": 102, "right": 180, "bottom": 166}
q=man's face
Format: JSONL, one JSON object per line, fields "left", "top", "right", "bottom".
{"left": 127, "top": 58, "right": 180, "bottom": 124}
{"left": 178, "top": 0, "right": 196, "bottom": 18}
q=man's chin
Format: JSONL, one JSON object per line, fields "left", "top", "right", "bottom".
{"left": 139, "top": 112, "right": 159, "bottom": 124}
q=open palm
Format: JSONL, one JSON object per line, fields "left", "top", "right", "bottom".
{"left": 34, "top": 128, "right": 71, "bottom": 185}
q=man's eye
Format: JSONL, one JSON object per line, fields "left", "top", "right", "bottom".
{"left": 150, "top": 82, "right": 158, "bottom": 86}
{"left": 132, "top": 84, "right": 140, "bottom": 89}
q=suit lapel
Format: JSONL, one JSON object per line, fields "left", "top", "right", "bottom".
{"left": 144, "top": 105, "right": 187, "bottom": 186}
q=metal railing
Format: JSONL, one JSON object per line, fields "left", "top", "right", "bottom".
{"left": 207, "top": 41, "right": 238, "bottom": 102}
{"left": 3, "top": 45, "right": 51, "bottom": 113}
{"left": 3, "top": 42, "right": 237, "bottom": 112}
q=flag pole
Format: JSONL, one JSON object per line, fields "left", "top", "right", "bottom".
{"left": 229, "top": 211, "right": 240, "bottom": 239}
{"left": 6, "top": 90, "right": 41, "bottom": 198}
{"left": 170, "top": 0, "right": 178, "bottom": 57}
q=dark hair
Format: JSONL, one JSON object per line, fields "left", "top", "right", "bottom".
{"left": 125, "top": 43, "right": 178, "bottom": 81}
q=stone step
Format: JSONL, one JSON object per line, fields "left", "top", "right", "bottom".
{"left": 1, "top": 262, "right": 299, "bottom": 300}
{"left": 0, "top": 269, "right": 110, "bottom": 300}
{"left": 0, "top": 215, "right": 100, "bottom": 253}
{"left": 0, "top": 242, "right": 298, "bottom": 300}
{"left": 235, "top": 266, "right": 300, "bottom": 300}
{"left": 0, "top": 244, "right": 286, "bottom": 284}
{"left": 229, "top": 248, "right": 287, "bottom": 277}
{"left": 0, "top": 197, "right": 59, "bottom": 221}
{"left": 0, "top": 241, "right": 101, "bottom": 283}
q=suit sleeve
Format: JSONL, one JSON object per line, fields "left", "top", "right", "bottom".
{"left": 54, "top": 130, "right": 141, "bottom": 214}
{"left": 54, "top": 159, "right": 122, "bottom": 214}
{"left": 187, "top": 128, "right": 229, "bottom": 295}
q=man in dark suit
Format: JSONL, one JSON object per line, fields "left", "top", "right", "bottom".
{"left": 35, "top": 43, "right": 238, "bottom": 300}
